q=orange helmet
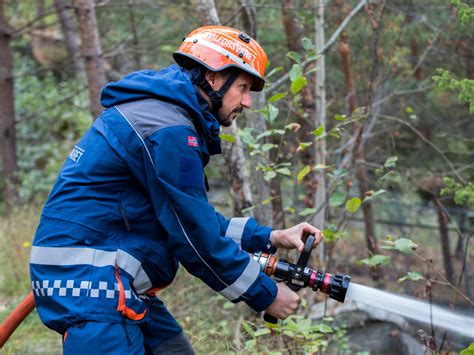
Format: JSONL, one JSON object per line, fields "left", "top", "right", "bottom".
{"left": 173, "top": 26, "right": 267, "bottom": 91}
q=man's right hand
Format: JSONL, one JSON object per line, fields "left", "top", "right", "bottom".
{"left": 265, "top": 283, "right": 301, "bottom": 319}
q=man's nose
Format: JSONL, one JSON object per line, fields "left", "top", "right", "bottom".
{"left": 241, "top": 92, "right": 252, "bottom": 109}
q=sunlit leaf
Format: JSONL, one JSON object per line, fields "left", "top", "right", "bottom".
{"left": 254, "top": 328, "right": 271, "bottom": 337}
{"left": 242, "top": 321, "right": 254, "bottom": 336}
{"left": 220, "top": 133, "right": 236, "bottom": 143}
{"left": 394, "top": 238, "right": 418, "bottom": 255}
{"left": 268, "top": 104, "right": 279, "bottom": 123}
{"left": 334, "top": 114, "right": 346, "bottom": 121}
{"left": 345, "top": 197, "right": 362, "bottom": 213}
{"left": 384, "top": 156, "right": 398, "bottom": 168}
{"left": 398, "top": 271, "right": 424, "bottom": 283}
{"left": 268, "top": 92, "right": 287, "bottom": 103}
{"left": 312, "top": 125, "right": 325, "bottom": 137}
{"left": 290, "top": 76, "right": 307, "bottom": 94}
{"left": 297, "top": 165, "right": 311, "bottom": 183}
{"left": 289, "top": 64, "right": 302, "bottom": 81}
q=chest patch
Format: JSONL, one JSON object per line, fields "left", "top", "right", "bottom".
{"left": 68, "top": 145, "right": 85, "bottom": 163}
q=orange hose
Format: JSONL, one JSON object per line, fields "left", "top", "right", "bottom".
{"left": 0, "top": 292, "right": 35, "bottom": 348}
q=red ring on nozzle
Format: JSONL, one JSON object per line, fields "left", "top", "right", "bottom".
{"left": 321, "top": 273, "right": 333, "bottom": 293}
{"left": 308, "top": 270, "right": 317, "bottom": 288}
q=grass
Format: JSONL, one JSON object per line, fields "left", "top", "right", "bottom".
{"left": 1, "top": 204, "right": 472, "bottom": 353}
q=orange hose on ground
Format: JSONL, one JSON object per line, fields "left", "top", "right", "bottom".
{"left": 0, "top": 291, "right": 35, "bottom": 348}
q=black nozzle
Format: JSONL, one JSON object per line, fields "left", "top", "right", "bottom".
{"left": 312, "top": 271, "right": 351, "bottom": 303}
{"left": 327, "top": 274, "right": 351, "bottom": 302}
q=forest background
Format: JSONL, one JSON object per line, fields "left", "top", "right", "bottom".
{"left": 0, "top": 0, "right": 473, "bottom": 354}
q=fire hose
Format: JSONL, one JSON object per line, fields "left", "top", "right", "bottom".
{"left": 0, "top": 235, "right": 351, "bottom": 347}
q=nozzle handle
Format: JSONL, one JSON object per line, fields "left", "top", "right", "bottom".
{"left": 263, "top": 312, "right": 278, "bottom": 325}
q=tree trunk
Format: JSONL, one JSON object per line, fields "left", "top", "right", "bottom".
{"left": 281, "top": 0, "right": 319, "bottom": 212}
{"left": 74, "top": 0, "right": 106, "bottom": 119}
{"left": 434, "top": 199, "right": 454, "bottom": 284}
{"left": 313, "top": 0, "right": 327, "bottom": 260}
{"left": 193, "top": 0, "right": 255, "bottom": 218}
{"left": 239, "top": 0, "right": 273, "bottom": 224}
{"left": 54, "top": 0, "right": 83, "bottom": 73}
{"left": 341, "top": 1, "right": 383, "bottom": 283}
{"left": 0, "top": 0, "right": 18, "bottom": 209}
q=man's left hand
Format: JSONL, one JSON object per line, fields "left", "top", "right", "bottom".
{"left": 270, "top": 222, "right": 323, "bottom": 252}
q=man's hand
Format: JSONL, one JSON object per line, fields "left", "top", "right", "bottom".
{"left": 266, "top": 283, "right": 301, "bottom": 319}
{"left": 270, "top": 222, "right": 323, "bottom": 252}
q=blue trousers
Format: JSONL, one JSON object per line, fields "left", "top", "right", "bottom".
{"left": 63, "top": 297, "right": 194, "bottom": 354}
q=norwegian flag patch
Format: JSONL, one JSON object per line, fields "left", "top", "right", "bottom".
{"left": 187, "top": 136, "right": 199, "bottom": 147}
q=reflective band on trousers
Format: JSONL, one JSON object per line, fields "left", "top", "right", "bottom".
{"left": 225, "top": 217, "right": 249, "bottom": 249}
{"left": 30, "top": 246, "right": 152, "bottom": 294}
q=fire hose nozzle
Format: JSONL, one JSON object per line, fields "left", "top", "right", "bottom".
{"left": 327, "top": 273, "right": 351, "bottom": 303}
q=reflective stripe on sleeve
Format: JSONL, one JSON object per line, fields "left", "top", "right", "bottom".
{"left": 30, "top": 246, "right": 152, "bottom": 294}
{"left": 225, "top": 217, "right": 249, "bottom": 248}
{"left": 219, "top": 258, "right": 260, "bottom": 301}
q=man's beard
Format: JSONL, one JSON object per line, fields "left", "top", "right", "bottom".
{"left": 218, "top": 107, "right": 243, "bottom": 127}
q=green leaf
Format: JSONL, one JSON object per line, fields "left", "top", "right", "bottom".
{"left": 290, "top": 76, "right": 307, "bottom": 94}
{"left": 302, "top": 37, "right": 313, "bottom": 51}
{"left": 264, "top": 171, "right": 277, "bottom": 181}
{"left": 312, "top": 125, "right": 325, "bottom": 137}
{"left": 261, "top": 143, "right": 275, "bottom": 152}
{"left": 242, "top": 321, "right": 254, "bottom": 336}
{"left": 287, "top": 51, "right": 301, "bottom": 63}
{"left": 358, "top": 254, "right": 391, "bottom": 267}
{"left": 298, "top": 142, "right": 312, "bottom": 151}
{"left": 276, "top": 167, "right": 291, "bottom": 176}
{"left": 314, "top": 323, "right": 333, "bottom": 333}
{"left": 460, "top": 343, "right": 474, "bottom": 355}
{"left": 405, "top": 106, "right": 414, "bottom": 113}
{"left": 268, "top": 92, "right": 287, "bottom": 103}
{"left": 254, "top": 328, "right": 271, "bottom": 337}
{"left": 219, "top": 133, "right": 236, "bottom": 143}
{"left": 345, "top": 197, "right": 362, "bottom": 213}
{"left": 268, "top": 104, "right": 279, "bottom": 123}
{"left": 394, "top": 238, "right": 418, "bottom": 255}
{"left": 398, "top": 271, "right": 424, "bottom": 283}
{"left": 297, "top": 165, "right": 311, "bottom": 183}
{"left": 289, "top": 64, "right": 303, "bottom": 81}
{"left": 266, "top": 66, "right": 283, "bottom": 78}
{"left": 384, "top": 156, "right": 398, "bottom": 168}
{"left": 245, "top": 339, "right": 256, "bottom": 349}
{"left": 329, "top": 192, "right": 346, "bottom": 207}
{"left": 334, "top": 114, "right": 346, "bottom": 121}
{"left": 299, "top": 208, "right": 317, "bottom": 216}
{"left": 363, "top": 189, "right": 386, "bottom": 202}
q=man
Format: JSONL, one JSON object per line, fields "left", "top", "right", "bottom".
{"left": 30, "top": 26, "right": 323, "bottom": 354}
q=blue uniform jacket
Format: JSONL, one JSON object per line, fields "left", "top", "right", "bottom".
{"left": 30, "top": 65, "right": 277, "bottom": 333}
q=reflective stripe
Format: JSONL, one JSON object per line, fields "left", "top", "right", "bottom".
{"left": 220, "top": 258, "right": 260, "bottom": 301}
{"left": 225, "top": 217, "right": 249, "bottom": 248}
{"left": 30, "top": 246, "right": 152, "bottom": 294}
{"left": 184, "top": 37, "right": 261, "bottom": 78}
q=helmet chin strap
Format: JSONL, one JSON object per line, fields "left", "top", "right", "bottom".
{"left": 198, "top": 71, "right": 240, "bottom": 118}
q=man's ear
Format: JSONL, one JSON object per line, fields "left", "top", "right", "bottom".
{"left": 204, "top": 70, "right": 219, "bottom": 90}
